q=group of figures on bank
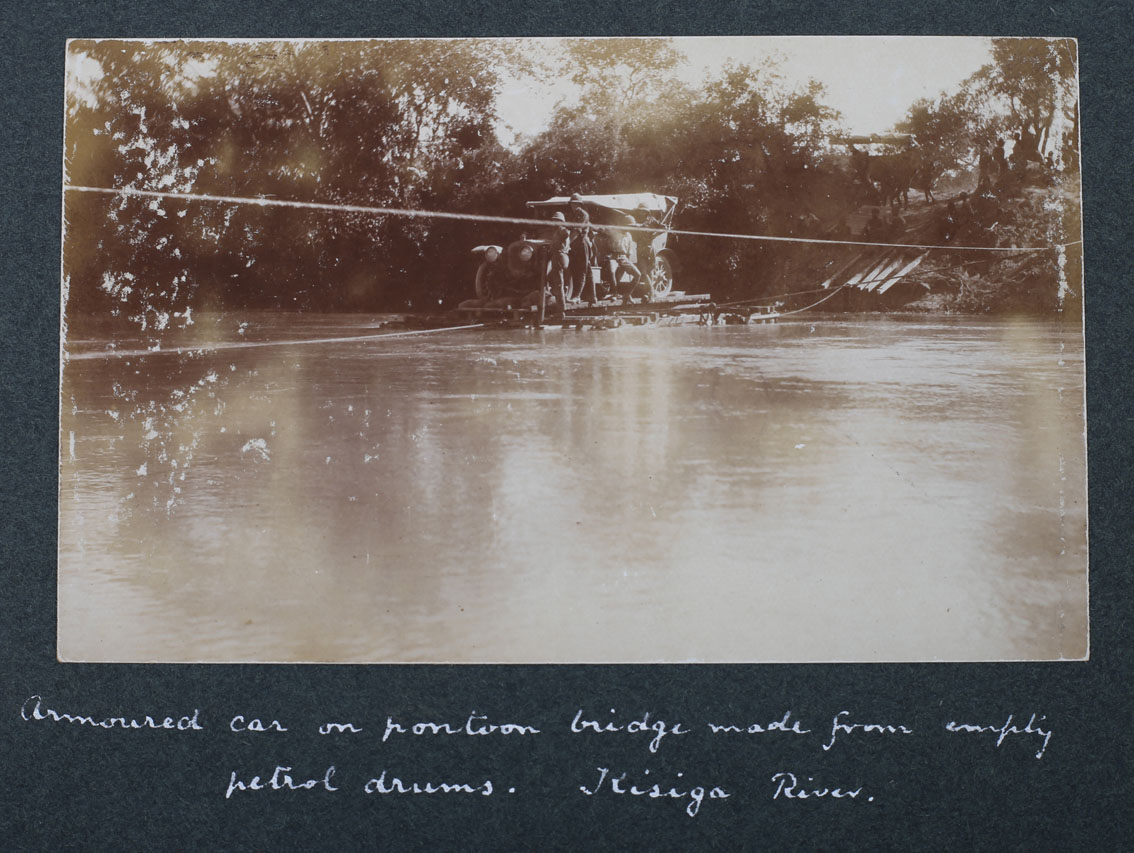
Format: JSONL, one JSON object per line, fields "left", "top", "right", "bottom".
{"left": 849, "top": 129, "right": 1063, "bottom": 212}
{"left": 843, "top": 129, "right": 1066, "bottom": 249}
{"left": 855, "top": 189, "right": 984, "bottom": 246}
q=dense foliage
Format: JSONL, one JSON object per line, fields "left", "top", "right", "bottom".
{"left": 63, "top": 37, "right": 1081, "bottom": 335}
{"left": 893, "top": 39, "right": 1081, "bottom": 313}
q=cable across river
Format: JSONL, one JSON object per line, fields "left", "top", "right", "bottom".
{"left": 64, "top": 184, "right": 1081, "bottom": 254}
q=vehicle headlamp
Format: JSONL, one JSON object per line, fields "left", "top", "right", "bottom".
{"left": 518, "top": 245, "right": 534, "bottom": 263}
{"left": 485, "top": 247, "right": 499, "bottom": 262}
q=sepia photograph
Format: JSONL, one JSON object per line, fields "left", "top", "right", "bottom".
{"left": 58, "top": 36, "right": 1086, "bottom": 663}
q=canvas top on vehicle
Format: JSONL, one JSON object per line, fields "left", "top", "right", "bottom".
{"left": 527, "top": 193, "right": 677, "bottom": 226}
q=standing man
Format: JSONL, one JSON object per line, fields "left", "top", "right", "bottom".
{"left": 977, "top": 147, "right": 995, "bottom": 195}
{"left": 633, "top": 202, "right": 661, "bottom": 295}
{"left": 545, "top": 211, "right": 572, "bottom": 313}
{"left": 993, "top": 138, "right": 1009, "bottom": 173}
{"left": 567, "top": 193, "right": 595, "bottom": 303}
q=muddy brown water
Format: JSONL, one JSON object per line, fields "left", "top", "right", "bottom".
{"left": 58, "top": 312, "right": 1087, "bottom": 662}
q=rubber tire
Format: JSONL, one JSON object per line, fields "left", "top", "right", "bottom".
{"left": 648, "top": 255, "right": 674, "bottom": 298}
{"left": 475, "top": 261, "right": 496, "bottom": 300}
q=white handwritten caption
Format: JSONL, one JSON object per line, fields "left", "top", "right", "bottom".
{"left": 20, "top": 697, "right": 1055, "bottom": 813}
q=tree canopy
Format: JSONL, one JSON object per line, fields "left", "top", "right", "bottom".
{"left": 63, "top": 36, "right": 1081, "bottom": 331}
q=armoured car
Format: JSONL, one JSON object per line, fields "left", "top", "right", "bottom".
{"left": 469, "top": 193, "right": 679, "bottom": 311}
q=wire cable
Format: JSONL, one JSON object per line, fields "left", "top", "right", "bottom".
{"left": 64, "top": 184, "right": 1081, "bottom": 254}
{"left": 65, "top": 322, "right": 487, "bottom": 361}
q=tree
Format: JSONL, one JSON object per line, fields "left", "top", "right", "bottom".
{"left": 562, "top": 38, "right": 689, "bottom": 117}
{"left": 895, "top": 95, "right": 973, "bottom": 172}
{"left": 63, "top": 38, "right": 534, "bottom": 325}
{"left": 964, "top": 38, "right": 1078, "bottom": 162}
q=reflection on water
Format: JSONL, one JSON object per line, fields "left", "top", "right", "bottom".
{"left": 58, "top": 313, "right": 1087, "bottom": 662}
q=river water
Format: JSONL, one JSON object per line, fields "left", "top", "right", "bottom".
{"left": 58, "top": 312, "right": 1087, "bottom": 662}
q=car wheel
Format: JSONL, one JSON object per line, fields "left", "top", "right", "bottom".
{"left": 648, "top": 255, "right": 674, "bottom": 298}
{"left": 475, "top": 261, "right": 497, "bottom": 300}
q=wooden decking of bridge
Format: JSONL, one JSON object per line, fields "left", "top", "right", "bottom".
{"left": 453, "top": 291, "right": 782, "bottom": 330}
